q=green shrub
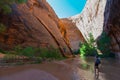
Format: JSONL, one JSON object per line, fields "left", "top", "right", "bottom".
{"left": 0, "top": 23, "right": 6, "bottom": 33}
{"left": 34, "top": 57, "right": 42, "bottom": 63}
{"left": 21, "top": 47, "right": 35, "bottom": 57}
{"left": 97, "top": 32, "right": 115, "bottom": 58}
{"left": 17, "top": 0, "right": 27, "bottom": 3}
{"left": 38, "top": 47, "right": 63, "bottom": 60}
{"left": 14, "top": 46, "right": 63, "bottom": 60}
{"left": 0, "top": 0, "right": 27, "bottom": 14}
{"left": 80, "top": 43, "right": 97, "bottom": 57}
{"left": 14, "top": 46, "right": 37, "bottom": 57}
{"left": 14, "top": 45, "right": 22, "bottom": 54}
{"left": 3, "top": 54, "right": 17, "bottom": 61}
{"left": 79, "top": 33, "right": 97, "bottom": 57}
{"left": 14, "top": 46, "right": 35, "bottom": 58}
{"left": 2, "top": 5, "right": 12, "bottom": 14}
{"left": 2, "top": 45, "right": 64, "bottom": 63}
{"left": 79, "top": 32, "right": 115, "bottom": 58}
{"left": 0, "top": 48, "right": 5, "bottom": 53}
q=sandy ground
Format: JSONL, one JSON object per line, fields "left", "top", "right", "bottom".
{"left": 0, "top": 56, "right": 120, "bottom": 80}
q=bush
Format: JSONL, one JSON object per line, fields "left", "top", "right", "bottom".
{"left": 0, "top": 45, "right": 64, "bottom": 65}
{"left": 14, "top": 46, "right": 63, "bottom": 60}
{"left": 3, "top": 54, "right": 17, "bottom": 62}
{"left": 14, "top": 45, "right": 23, "bottom": 54}
{"left": 79, "top": 33, "right": 97, "bottom": 57}
{"left": 0, "top": 48, "right": 5, "bottom": 53}
{"left": 17, "top": 0, "right": 27, "bottom": 3}
{"left": 1, "top": 45, "right": 64, "bottom": 63}
{"left": 0, "top": 0, "right": 27, "bottom": 14}
{"left": 2, "top": 5, "right": 12, "bottom": 14}
{"left": 79, "top": 32, "right": 115, "bottom": 58}
{"left": 80, "top": 42, "right": 97, "bottom": 57}
{"left": 14, "top": 46, "right": 36, "bottom": 57}
{"left": 38, "top": 47, "right": 63, "bottom": 60}
{"left": 0, "top": 23, "right": 6, "bottom": 33}
{"left": 97, "top": 32, "right": 115, "bottom": 58}
{"left": 20, "top": 47, "right": 35, "bottom": 57}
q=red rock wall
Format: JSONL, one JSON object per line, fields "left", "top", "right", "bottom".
{"left": 61, "top": 19, "right": 85, "bottom": 52}
{"left": 0, "top": 0, "right": 72, "bottom": 56}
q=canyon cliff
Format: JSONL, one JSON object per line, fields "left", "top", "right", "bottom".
{"left": 61, "top": 19, "right": 85, "bottom": 52}
{"left": 1, "top": 0, "right": 119, "bottom": 58}
{"left": 70, "top": 0, "right": 120, "bottom": 58}
{"left": 70, "top": 0, "right": 106, "bottom": 40}
{"left": 0, "top": 0, "right": 74, "bottom": 56}
{"left": 104, "top": 0, "right": 120, "bottom": 58}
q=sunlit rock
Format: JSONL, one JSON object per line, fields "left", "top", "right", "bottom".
{"left": 69, "top": 0, "right": 107, "bottom": 40}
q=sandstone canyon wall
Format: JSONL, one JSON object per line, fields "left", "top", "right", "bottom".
{"left": 61, "top": 19, "right": 85, "bottom": 52}
{"left": 70, "top": 0, "right": 120, "bottom": 58}
{"left": 104, "top": 0, "right": 120, "bottom": 58}
{"left": 0, "top": 0, "right": 72, "bottom": 56}
{"left": 70, "top": 0, "right": 107, "bottom": 40}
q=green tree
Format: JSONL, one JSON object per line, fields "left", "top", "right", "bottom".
{"left": 0, "top": 23, "right": 6, "bottom": 33}
{"left": 80, "top": 33, "right": 97, "bottom": 57}
{"left": 97, "top": 32, "right": 115, "bottom": 57}
{"left": 0, "top": 0, "right": 27, "bottom": 33}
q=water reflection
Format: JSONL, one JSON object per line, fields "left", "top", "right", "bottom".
{"left": 78, "top": 56, "right": 120, "bottom": 80}
{"left": 79, "top": 56, "right": 91, "bottom": 70}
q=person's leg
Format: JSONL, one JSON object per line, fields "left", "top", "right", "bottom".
{"left": 95, "top": 66, "right": 99, "bottom": 79}
{"left": 94, "top": 66, "right": 97, "bottom": 78}
{"left": 95, "top": 66, "right": 100, "bottom": 79}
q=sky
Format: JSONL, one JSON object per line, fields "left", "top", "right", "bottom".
{"left": 47, "top": 0, "right": 86, "bottom": 18}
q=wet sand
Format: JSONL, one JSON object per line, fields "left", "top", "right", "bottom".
{"left": 0, "top": 56, "right": 120, "bottom": 80}
{"left": 0, "top": 61, "right": 74, "bottom": 80}
{"left": 0, "top": 69, "right": 58, "bottom": 80}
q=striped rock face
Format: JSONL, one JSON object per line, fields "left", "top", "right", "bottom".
{"left": 0, "top": 0, "right": 72, "bottom": 55}
{"left": 104, "top": 0, "right": 120, "bottom": 58}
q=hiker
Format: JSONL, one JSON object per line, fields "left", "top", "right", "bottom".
{"left": 94, "top": 55, "right": 101, "bottom": 79}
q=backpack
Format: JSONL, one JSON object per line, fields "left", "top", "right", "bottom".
{"left": 95, "top": 58, "right": 101, "bottom": 64}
